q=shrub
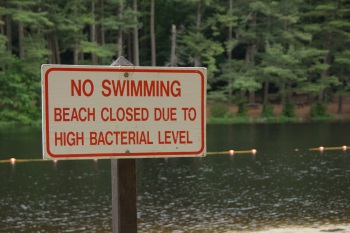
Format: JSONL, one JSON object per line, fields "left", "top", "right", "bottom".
{"left": 236, "top": 101, "right": 248, "bottom": 117}
{"left": 281, "top": 102, "right": 296, "bottom": 118}
{"left": 210, "top": 103, "right": 232, "bottom": 118}
{"left": 261, "top": 104, "right": 274, "bottom": 118}
{"left": 310, "top": 102, "right": 328, "bottom": 118}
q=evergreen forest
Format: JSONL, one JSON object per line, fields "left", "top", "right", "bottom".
{"left": 0, "top": 0, "right": 350, "bottom": 124}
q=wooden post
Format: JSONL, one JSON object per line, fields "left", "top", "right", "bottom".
{"left": 111, "top": 57, "right": 137, "bottom": 233}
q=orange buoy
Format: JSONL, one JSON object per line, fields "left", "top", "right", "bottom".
{"left": 10, "top": 158, "right": 16, "bottom": 165}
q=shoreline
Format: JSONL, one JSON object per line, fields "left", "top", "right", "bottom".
{"left": 207, "top": 115, "right": 350, "bottom": 124}
{"left": 1, "top": 100, "right": 350, "bottom": 127}
{"left": 228, "top": 223, "right": 350, "bottom": 233}
{"left": 1, "top": 115, "right": 350, "bottom": 128}
{"left": 207, "top": 99, "right": 350, "bottom": 124}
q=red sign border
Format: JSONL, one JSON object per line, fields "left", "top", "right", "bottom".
{"left": 43, "top": 66, "right": 206, "bottom": 159}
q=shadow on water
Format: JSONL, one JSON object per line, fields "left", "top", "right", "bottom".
{"left": 0, "top": 159, "right": 112, "bottom": 232}
{"left": 1, "top": 123, "right": 350, "bottom": 232}
{"left": 137, "top": 151, "right": 350, "bottom": 232}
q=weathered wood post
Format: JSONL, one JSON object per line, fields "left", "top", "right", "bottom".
{"left": 111, "top": 56, "right": 137, "bottom": 233}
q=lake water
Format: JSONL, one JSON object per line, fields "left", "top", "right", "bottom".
{"left": 1, "top": 123, "right": 350, "bottom": 232}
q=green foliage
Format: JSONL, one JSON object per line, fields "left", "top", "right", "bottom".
{"left": 261, "top": 104, "right": 274, "bottom": 118}
{"left": 0, "top": 0, "right": 349, "bottom": 124}
{"left": 236, "top": 100, "right": 248, "bottom": 118}
{"left": 281, "top": 102, "right": 296, "bottom": 118}
{"left": 0, "top": 68, "right": 40, "bottom": 124}
{"left": 207, "top": 91, "right": 228, "bottom": 103}
{"left": 209, "top": 103, "right": 232, "bottom": 119}
{"left": 310, "top": 103, "right": 329, "bottom": 118}
{"left": 180, "top": 31, "right": 224, "bottom": 79}
{"left": 80, "top": 42, "right": 115, "bottom": 59}
{"left": 219, "top": 60, "right": 261, "bottom": 100}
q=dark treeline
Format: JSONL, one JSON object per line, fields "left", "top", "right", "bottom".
{"left": 0, "top": 0, "right": 350, "bottom": 123}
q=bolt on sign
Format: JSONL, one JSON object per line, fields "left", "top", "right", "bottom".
{"left": 41, "top": 65, "right": 207, "bottom": 159}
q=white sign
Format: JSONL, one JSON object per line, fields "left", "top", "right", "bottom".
{"left": 41, "top": 65, "right": 206, "bottom": 159}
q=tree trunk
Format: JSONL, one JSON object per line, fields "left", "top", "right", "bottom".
{"left": 169, "top": 24, "right": 177, "bottom": 67}
{"left": 74, "top": 38, "right": 79, "bottom": 64}
{"left": 6, "top": 14, "right": 12, "bottom": 53}
{"left": 127, "top": 32, "right": 132, "bottom": 61}
{"left": 263, "top": 81, "right": 269, "bottom": 105}
{"left": 0, "top": 13, "right": 4, "bottom": 70}
{"left": 47, "top": 33, "right": 53, "bottom": 64}
{"left": 193, "top": 0, "right": 202, "bottom": 67}
{"left": 287, "top": 80, "right": 292, "bottom": 102}
{"left": 281, "top": 82, "right": 286, "bottom": 105}
{"left": 337, "top": 95, "right": 343, "bottom": 114}
{"left": 319, "top": 0, "right": 336, "bottom": 103}
{"left": 90, "top": 1, "right": 98, "bottom": 65}
{"left": 246, "top": 12, "right": 257, "bottom": 104}
{"left": 243, "top": 44, "right": 251, "bottom": 103}
{"left": 54, "top": 31, "right": 60, "bottom": 64}
{"left": 117, "top": 0, "right": 123, "bottom": 57}
{"left": 0, "top": 14, "right": 3, "bottom": 35}
{"left": 240, "top": 90, "right": 246, "bottom": 99}
{"left": 48, "top": 31, "right": 60, "bottom": 64}
{"left": 79, "top": 48, "right": 84, "bottom": 62}
{"left": 319, "top": 52, "right": 331, "bottom": 103}
{"left": 150, "top": 0, "right": 156, "bottom": 66}
{"left": 18, "top": 5, "right": 25, "bottom": 59}
{"left": 227, "top": 0, "right": 233, "bottom": 104}
{"left": 133, "top": 0, "right": 140, "bottom": 65}
{"left": 249, "top": 91, "right": 255, "bottom": 104}
{"left": 98, "top": 0, "right": 105, "bottom": 46}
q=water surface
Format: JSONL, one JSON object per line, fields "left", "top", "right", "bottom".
{"left": 1, "top": 123, "right": 350, "bottom": 232}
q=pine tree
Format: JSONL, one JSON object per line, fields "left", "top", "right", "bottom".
{"left": 101, "top": 0, "right": 138, "bottom": 62}
{"left": 0, "top": 0, "right": 52, "bottom": 123}
{"left": 258, "top": 0, "right": 312, "bottom": 106}
{"left": 213, "top": 0, "right": 239, "bottom": 103}
{"left": 179, "top": 0, "right": 224, "bottom": 79}
{"left": 303, "top": 0, "right": 350, "bottom": 104}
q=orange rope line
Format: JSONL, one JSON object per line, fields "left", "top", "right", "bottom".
{"left": 0, "top": 146, "right": 348, "bottom": 164}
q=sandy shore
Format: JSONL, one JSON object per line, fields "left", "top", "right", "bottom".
{"left": 227, "top": 224, "right": 350, "bottom": 233}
